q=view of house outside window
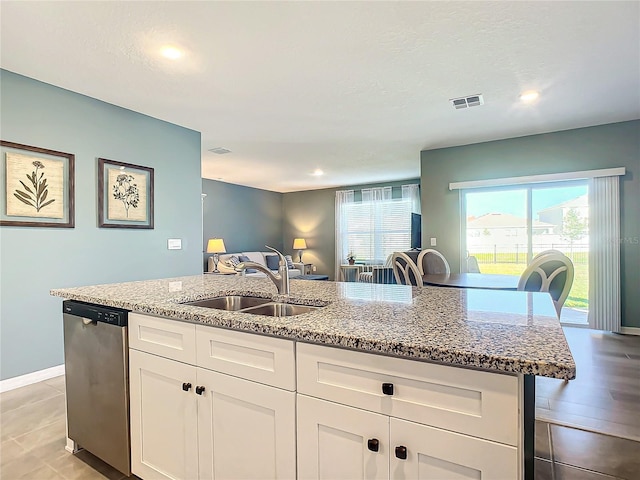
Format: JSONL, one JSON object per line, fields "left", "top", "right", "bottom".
{"left": 464, "top": 182, "right": 589, "bottom": 324}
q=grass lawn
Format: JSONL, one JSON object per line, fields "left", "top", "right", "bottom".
{"left": 479, "top": 262, "right": 588, "bottom": 308}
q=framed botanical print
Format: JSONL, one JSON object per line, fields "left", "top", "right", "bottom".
{"left": 0, "top": 141, "right": 75, "bottom": 228}
{"left": 98, "top": 158, "right": 154, "bottom": 229}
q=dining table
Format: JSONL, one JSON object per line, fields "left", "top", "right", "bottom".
{"left": 422, "top": 272, "right": 519, "bottom": 291}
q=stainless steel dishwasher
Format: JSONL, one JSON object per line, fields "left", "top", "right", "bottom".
{"left": 63, "top": 300, "right": 131, "bottom": 476}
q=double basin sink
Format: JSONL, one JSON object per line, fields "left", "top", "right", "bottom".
{"left": 185, "top": 295, "right": 319, "bottom": 317}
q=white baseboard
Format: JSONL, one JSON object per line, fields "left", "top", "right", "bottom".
{"left": 0, "top": 364, "right": 65, "bottom": 393}
{"left": 620, "top": 326, "right": 640, "bottom": 336}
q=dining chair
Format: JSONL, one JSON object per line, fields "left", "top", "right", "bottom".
{"left": 518, "top": 252, "right": 574, "bottom": 318}
{"left": 466, "top": 255, "right": 481, "bottom": 273}
{"left": 417, "top": 249, "right": 450, "bottom": 276}
{"left": 532, "top": 249, "right": 565, "bottom": 261}
{"left": 392, "top": 252, "right": 422, "bottom": 287}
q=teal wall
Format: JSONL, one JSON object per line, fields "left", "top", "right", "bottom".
{"left": 282, "top": 179, "right": 420, "bottom": 279}
{"left": 202, "top": 179, "right": 283, "bottom": 268}
{"left": 0, "top": 70, "right": 202, "bottom": 380}
{"left": 420, "top": 121, "right": 640, "bottom": 328}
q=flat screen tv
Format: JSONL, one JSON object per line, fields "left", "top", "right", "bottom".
{"left": 411, "top": 213, "right": 422, "bottom": 250}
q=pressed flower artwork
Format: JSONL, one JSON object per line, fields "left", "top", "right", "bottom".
{"left": 98, "top": 158, "right": 153, "bottom": 229}
{"left": 5, "top": 152, "right": 64, "bottom": 219}
{"left": 106, "top": 168, "right": 147, "bottom": 222}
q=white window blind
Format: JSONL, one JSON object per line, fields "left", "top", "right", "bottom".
{"left": 341, "top": 198, "right": 411, "bottom": 264}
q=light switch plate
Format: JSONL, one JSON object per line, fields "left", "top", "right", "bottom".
{"left": 168, "top": 239, "right": 182, "bottom": 250}
{"left": 430, "top": 237, "right": 437, "bottom": 246}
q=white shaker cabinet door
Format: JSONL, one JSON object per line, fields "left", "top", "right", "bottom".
{"left": 196, "top": 368, "right": 296, "bottom": 480}
{"left": 297, "top": 395, "right": 389, "bottom": 480}
{"left": 389, "top": 417, "right": 519, "bottom": 480}
{"left": 129, "top": 349, "right": 199, "bottom": 480}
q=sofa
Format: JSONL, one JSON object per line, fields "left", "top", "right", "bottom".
{"left": 208, "top": 251, "right": 305, "bottom": 278}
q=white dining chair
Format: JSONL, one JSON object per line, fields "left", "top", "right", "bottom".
{"left": 518, "top": 252, "right": 574, "bottom": 318}
{"left": 417, "top": 249, "right": 450, "bottom": 276}
{"left": 392, "top": 252, "right": 422, "bottom": 287}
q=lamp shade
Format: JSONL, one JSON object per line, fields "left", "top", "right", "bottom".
{"left": 206, "top": 238, "right": 226, "bottom": 254}
{"left": 293, "top": 238, "right": 307, "bottom": 250}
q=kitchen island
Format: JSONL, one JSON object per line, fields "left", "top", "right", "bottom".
{"left": 52, "top": 274, "right": 575, "bottom": 480}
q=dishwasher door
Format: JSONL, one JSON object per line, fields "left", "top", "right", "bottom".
{"left": 63, "top": 302, "right": 130, "bottom": 476}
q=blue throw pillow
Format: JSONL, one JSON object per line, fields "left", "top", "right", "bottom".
{"left": 237, "top": 255, "right": 256, "bottom": 273}
{"left": 284, "top": 255, "right": 295, "bottom": 269}
{"left": 265, "top": 254, "right": 279, "bottom": 271}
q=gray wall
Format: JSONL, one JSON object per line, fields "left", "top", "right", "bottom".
{"left": 202, "top": 179, "right": 283, "bottom": 268}
{"left": 420, "top": 120, "right": 640, "bottom": 328}
{"left": 0, "top": 70, "right": 203, "bottom": 380}
{"left": 282, "top": 179, "right": 420, "bottom": 279}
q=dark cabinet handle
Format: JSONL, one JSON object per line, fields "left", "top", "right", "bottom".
{"left": 367, "top": 438, "right": 379, "bottom": 452}
{"left": 395, "top": 445, "right": 407, "bottom": 460}
{"left": 382, "top": 383, "right": 394, "bottom": 395}
{"left": 182, "top": 382, "right": 192, "bottom": 391}
{"left": 195, "top": 385, "right": 205, "bottom": 395}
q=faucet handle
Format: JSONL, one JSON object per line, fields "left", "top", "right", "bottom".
{"left": 265, "top": 245, "right": 287, "bottom": 265}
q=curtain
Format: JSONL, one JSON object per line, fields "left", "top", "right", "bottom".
{"left": 588, "top": 176, "right": 621, "bottom": 332}
{"left": 362, "top": 187, "right": 392, "bottom": 264}
{"left": 402, "top": 184, "right": 421, "bottom": 214}
{"left": 335, "top": 190, "right": 354, "bottom": 280}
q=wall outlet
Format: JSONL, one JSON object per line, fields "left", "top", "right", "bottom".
{"left": 168, "top": 238, "right": 182, "bottom": 250}
{"left": 312, "top": 265, "right": 317, "bottom": 272}
{"left": 430, "top": 237, "right": 437, "bottom": 246}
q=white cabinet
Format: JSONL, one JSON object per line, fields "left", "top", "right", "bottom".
{"left": 129, "top": 349, "right": 199, "bottom": 480}
{"left": 389, "top": 418, "right": 518, "bottom": 479}
{"left": 197, "top": 368, "right": 296, "bottom": 480}
{"left": 297, "top": 343, "right": 522, "bottom": 480}
{"left": 129, "top": 314, "right": 296, "bottom": 480}
{"left": 297, "top": 395, "right": 389, "bottom": 480}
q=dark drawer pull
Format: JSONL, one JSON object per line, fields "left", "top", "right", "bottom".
{"left": 367, "top": 438, "right": 379, "bottom": 452}
{"left": 182, "top": 382, "right": 192, "bottom": 391}
{"left": 382, "top": 383, "right": 394, "bottom": 395}
{"left": 395, "top": 445, "right": 407, "bottom": 460}
{"left": 195, "top": 385, "right": 205, "bottom": 395}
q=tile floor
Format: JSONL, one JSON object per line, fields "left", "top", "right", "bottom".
{"left": 1, "top": 327, "right": 639, "bottom": 479}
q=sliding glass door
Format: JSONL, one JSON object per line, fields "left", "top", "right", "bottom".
{"left": 463, "top": 181, "right": 589, "bottom": 324}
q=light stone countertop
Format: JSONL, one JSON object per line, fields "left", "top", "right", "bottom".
{"left": 51, "top": 274, "right": 576, "bottom": 380}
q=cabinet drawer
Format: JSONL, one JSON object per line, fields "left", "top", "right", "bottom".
{"left": 129, "top": 313, "right": 196, "bottom": 364}
{"left": 297, "top": 343, "right": 519, "bottom": 446}
{"left": 196, "top": 325, "right": 295, "bottom": 391}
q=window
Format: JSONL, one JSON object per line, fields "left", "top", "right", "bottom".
{"left": 341, "top": 198, "right": 412, "bottom": 264}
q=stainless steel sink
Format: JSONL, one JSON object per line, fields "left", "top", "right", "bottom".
{"left": 241, "top": 303, "right": 318, "bottom": 317}
{"left": 183, "top": 295, "right": 319, "bottom": 316}
{"left": 185, "top": 295, "right": 271, "bottom": 311}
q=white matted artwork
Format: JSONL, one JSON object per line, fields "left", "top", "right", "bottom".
{"left": 98, "top": 158, "right": 154, "bottom": 229}
{"left": 1, "top": 141, "right": 75, "bottom": 228}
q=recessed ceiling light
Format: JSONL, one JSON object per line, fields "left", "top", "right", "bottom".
{"left": 520, "top": 90, "right": 540, "bottom": 103}
{"left": 160, "top": 46, "right": 183, "bottom": 60}
{"left": 312, "top": 169, "right": 324, "bottom": 176}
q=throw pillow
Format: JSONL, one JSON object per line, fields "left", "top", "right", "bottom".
{"left": 237, "top": 255, "right": 256, "bottom": 273}
{"left": 284, "top": 255, "right": 295, "bottom": 269}
{"left": 225, "top": 255, "right": 240, "bottom": 268}
{"left": 265, "top": 254, "right": 279, "bottom": 271}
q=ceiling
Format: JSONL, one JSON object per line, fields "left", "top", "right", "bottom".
{"left": 1, "top": 2, "right": 638, "bottom": 193}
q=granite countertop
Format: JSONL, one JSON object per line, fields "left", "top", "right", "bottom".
{"left": 51, "top": 274, "right": 576, "bottom": 380}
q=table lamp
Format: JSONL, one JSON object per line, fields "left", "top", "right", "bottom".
{"left": 207, "top": 238, "right": 226, "bottom": 273}
{"left": 293, "top": 238, "right": 307, "bottom": 263}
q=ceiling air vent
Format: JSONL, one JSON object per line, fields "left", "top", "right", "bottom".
{"left": 450, "top": 94, "right": 484, "bottom": 109}
{"left": 208, "top": 147, "right": 231, "bottom": 155}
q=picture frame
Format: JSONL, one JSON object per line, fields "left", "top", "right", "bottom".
{"left": 98, "top": 158, "right": 154, "bottom": 229}
{"left": 0, "top": 140, "right": 75, "bottom": 228}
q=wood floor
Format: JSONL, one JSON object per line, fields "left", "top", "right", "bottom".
{"left": 1, "top": 326, "right": 639, "bottom": 479}
{"left": 536, "top": 326, "right": 640, "bottom": 441}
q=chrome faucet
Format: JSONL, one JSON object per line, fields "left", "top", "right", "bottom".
{"left": 236, "top": 245, "right": 290, "bottom": 295}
